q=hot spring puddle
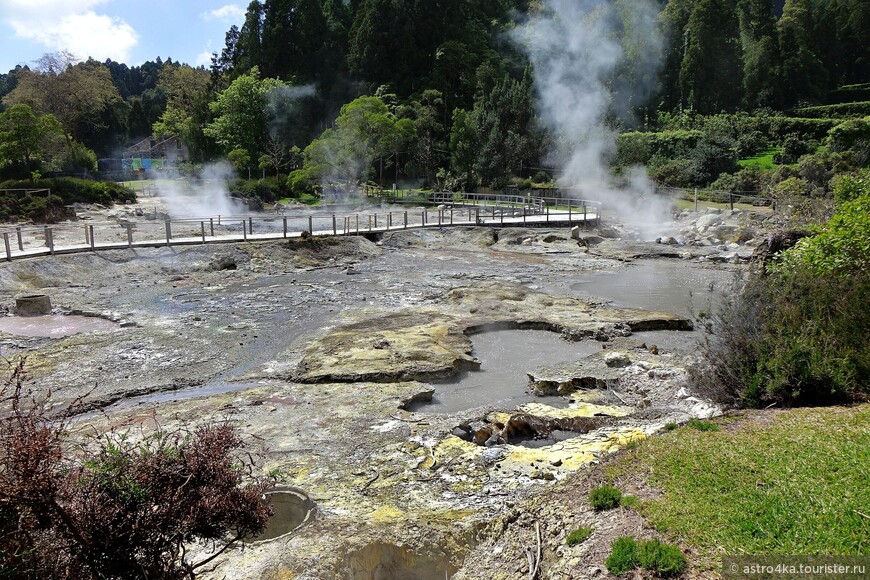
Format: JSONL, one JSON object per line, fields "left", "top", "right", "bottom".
{"left": 0, "top": 315, "right": 119, "bottom": 337}
{"left": 416, "top": 329, "right": 602, "bottom": 414}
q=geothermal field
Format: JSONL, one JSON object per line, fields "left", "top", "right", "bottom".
{"left": 0, "top": 191, "right": 777, "bottom": 578}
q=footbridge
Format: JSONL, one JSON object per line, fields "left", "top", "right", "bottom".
{"left": 1, "top": 193, "right": 601, "bottom": 262}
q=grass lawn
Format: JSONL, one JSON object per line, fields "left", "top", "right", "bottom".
{"left": 738, "top": 147, "right": 782, "bottom": 170}
{"left": 604, "top": 405, "right": 869, "bottom": 566}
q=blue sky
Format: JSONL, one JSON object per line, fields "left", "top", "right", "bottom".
{"left": 0, "top": 0, "right": 247, "bottom": 73}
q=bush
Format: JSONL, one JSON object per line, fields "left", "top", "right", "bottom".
{"left": 691, "top": 136, "right": 738, "bottom": 185}
{"left": 827, "top": 117, "right": 870, "bottom": 153}
{"left": 565, "top": 526, "right": 593, "bottom": 546}
{"left": 775, "top": 134, "right": 814, "bottom": 164}
{"left": 693, "top": 193, "right": 870, "bottom": 407}
{"left": 589, "top": 485, "right": 622, "bottom": 510}
{"left": 637, "top": 539, "right": 687, "bottom": 577}
{"left": 830, "top": 169, "right": 870, "bottom": 203}
{"left": 606, "top": 537, "right": 686, "bottom": 577}
{"left": 794, "top": 102, "right": 870, "bottom": 119}
{"left": 648, "top": 157, "right": 697, "bottom": 187}
{"left": 287, "top": 167, "right": 321, "bottom": 200}
{"left": 605, "top": 537, "right": 640, "bottom": 575}
{"left": 0, "top": 360, "right": 274, "bottom": 579}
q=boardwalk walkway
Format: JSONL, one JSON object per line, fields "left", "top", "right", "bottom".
{"left": 2, "top": 195, "right": 601, "bottom": 262}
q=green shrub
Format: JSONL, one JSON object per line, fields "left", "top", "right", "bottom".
{"left": 637, "top": 538, "right": 687, "bottom": 577}
{"left": 827, "top": 117, "right": 870, "bottom": 153}
{"left": 565, "top": 526, "right": 593, "bottom": 546}
{"left": 287, "top": 167, "right": 320, "bottom": 199}
{"left": 606, "top": 537, "right": 686, "bottom": 577}
{"left": 616, "top": 130, "right": 702, "bottom": 166}
{"left": 589, "top": 485, "right": 622, "bottom": 510}
{"left": 793, "top": 102, "right": 870, "bottom": 119}
{"left": 693, "top": 193, "right": 870, "bottom": 407}
{"left": 649, "top": 157, "right": 697, "bottom": 187}
{"left": 605, "top": 537, "right": 640, "bottom": 575}
{"left": 830, "top": 169, "right": 869, "bottom": 203}
{"left": 687, "top": 419, "right": 719, "bottom": 432}
{"left": 663, "top": 422, "right": 678, "bottom": 431}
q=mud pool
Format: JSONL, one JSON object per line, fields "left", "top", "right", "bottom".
{"left": 0, "top": 314, "right": 119, "bottom": 337}
{"left": 417, "top": 329, "right": 603, "bottom": 413}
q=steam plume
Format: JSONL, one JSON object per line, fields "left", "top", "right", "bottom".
{"left": 514, "top": 0, "right": 672, "bottom": 239}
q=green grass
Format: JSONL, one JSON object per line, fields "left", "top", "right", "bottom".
{"left": 590, "top": 485, "right": 623, "bottom": 510}
{"left": 566, "top": 526, "right": 594, "bottom": 546}
{"left": 606, "top": 537, "right": 640, "bottom": 574}
{"left": 738, "top": 147, "right": 781, "bottom": 170}
{"left": 687, "top": 418, "right": 719, "bottom": 432}
{"left": 604, "top": 405, "right": 870, "bottom": 561}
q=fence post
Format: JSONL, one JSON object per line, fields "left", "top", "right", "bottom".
{"left": 210, "top": 217, "right": 215, "bottom": 236}
{"left": 546, "top": 205, "right": 550, "bottom": 223}
{"left": 374, "top": 215, "right": 378, "bottom": 229}
{"left": 165, "top": 221, "right": 172, "bottom": 245}
{"left": 84, "top": 225, "right": 90, "bottom": 245}
{"left": 694, "top": 188, "right": 698, "bottom": 211}
{"left": 283, "top": 217, "right": 288, "bottom": 238}
{"left": 332, "top": 214, "right": 337, "bottom": 235}
{"left": 242, "top": 220, "right": 247, "bottom": 240}
{"left": 201, "top": 221, "right": 206, "bottom": 243}
{"left": 388, "top": 212, "right": 392, "bottom": 230}
{"left": 126, "top": 224, "right": 133, "bottom": 247}
{"left": 583, "top": 205, "right": 587, "bottom": 225}
{"left": 89, "top": 225, "right": 95, "bottom": 250}
{"left": 450, "top": 207, "right": 453, "bottom": 225}
{"left": 404, "top": 211, "right": 408, "bottom": 229}
{"left": 475, "top": 207, "right": 480, "bottom": 224}
{"left": 309, "top": 215, "right": 313, "bottom": 235}
{"left": 729, "top": 193, "right": 734, "bottom": 211}
{"left": 4, "top": 232, "right": 11, "bottom": 261}
{"left": 16, "top": 227, "right": 23, "bottom": 251}
{"left": 248, "top": 217, "right": 254, "bottom": 234}
{"left": 438, "top": 209, "right": 442, "bottom": 228}
{"left": 47, "top": 228, "right": 54, "bottom": 254}
{"left": 356, "top": 215, "right": 360, "bottom": 234}
{"left": 368, "top": 215, "right": 372, "bottom": 231}
{"left": 43, "top": 226, "right": 49, "bottom": 248}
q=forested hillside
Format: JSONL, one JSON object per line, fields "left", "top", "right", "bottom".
{"left": 0, "top": 0, "right": 867, "bottom": 197}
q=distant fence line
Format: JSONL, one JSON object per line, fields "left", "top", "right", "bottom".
{"left": 1, "top": 197, "right": 601, "bottom": 262}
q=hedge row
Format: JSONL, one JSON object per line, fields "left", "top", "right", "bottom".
{"left": 616, "top": 130, "right": 704, "bottom": 166}
{"left": 792, "top": 101, "right": 870, "bottom": 119}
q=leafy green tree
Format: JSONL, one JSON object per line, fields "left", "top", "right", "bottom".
{"left": 152, "top": 64, "right": 213, "bottom": 160}
{"left": 3, "top": 54, "right": 122, "bottom": 150}
{"left": 302, "top": 95, "right": 414, "bottom": 186}
{"left": 204, "top": 67, "right": 287, "bottom": 167}
{"left": 447, "top": 107, "right": 478, "bottom": 190}
{"left": 680, "top": 0, "right": 743, "bottom": 114}
{"left": 0, "top": 104, "right": 65, "bottom": 178}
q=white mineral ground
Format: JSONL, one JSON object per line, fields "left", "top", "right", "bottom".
{"left": 0, "top": 194, "right": 780, "bottom": 578}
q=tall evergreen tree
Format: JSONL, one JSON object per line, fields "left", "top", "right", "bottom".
{"left": 738, "top": 0, "right": 781, "bottom": 109}
{"left": 778, "top": 0, "right": 827, "bottom": 105}
{"left": 680, "top": 0, "right": 743, "bottom": 114}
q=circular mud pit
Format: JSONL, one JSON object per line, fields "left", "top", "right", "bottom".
{"left": 249, "top": 489, "right": 315, "bottom": 542}
{"left": 0, "top": 315, "right": 119, "bottom": 337}
{"left": 342, "top": 543, "right": 458, "bottom": 580}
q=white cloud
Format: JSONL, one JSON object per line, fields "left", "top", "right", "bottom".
{"left": 195, "top": 50, "right": 214, "bottom": 67}
{"left": 0, "top": 0, "right": 138, "bottom": 63}
{"left": 201, "top": 4, "right": 244, "bottom": 22}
